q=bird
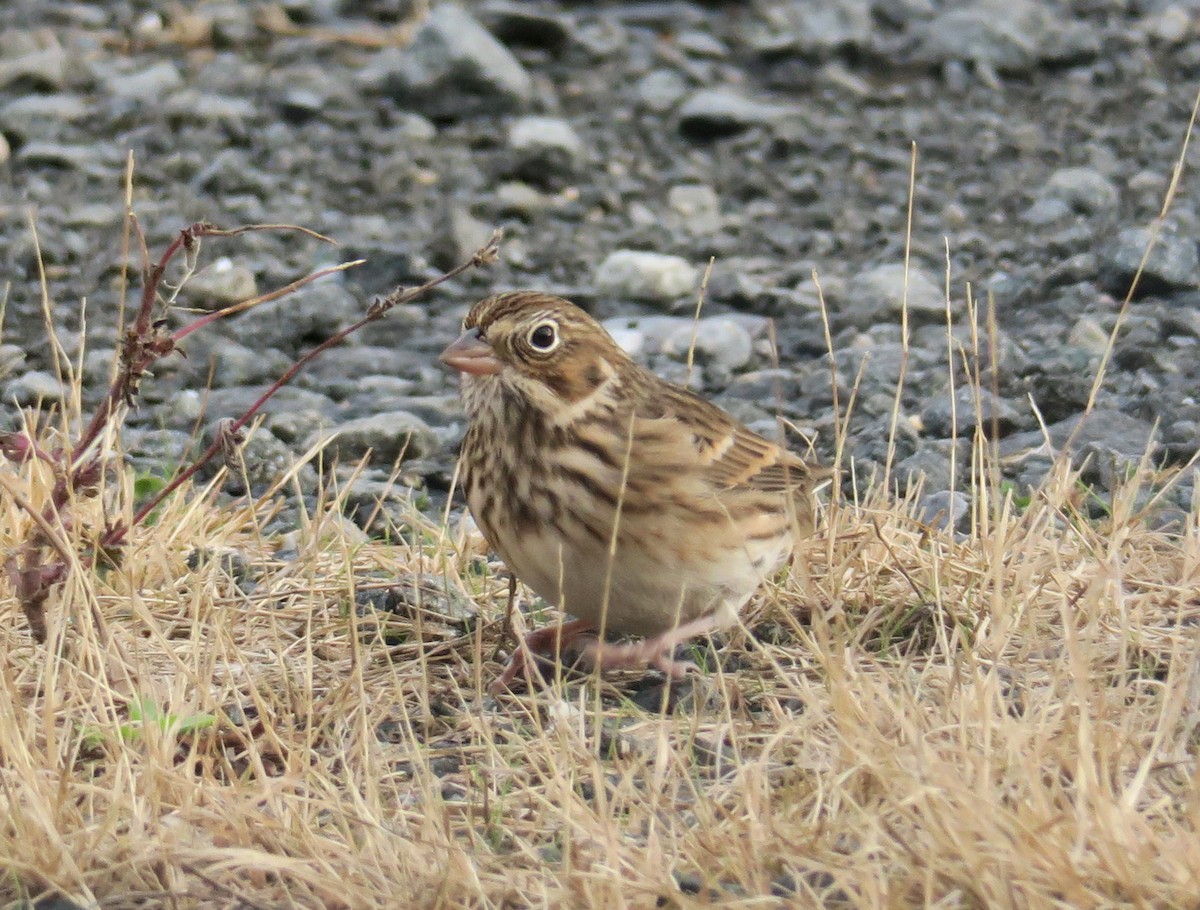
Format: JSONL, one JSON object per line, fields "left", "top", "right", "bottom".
{"left": 439, "top": 290, "right": 823, "bottom": 691}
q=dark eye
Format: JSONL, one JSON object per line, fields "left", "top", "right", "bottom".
{"left": 527, "top": 322, "right": 559, "bottom": 352}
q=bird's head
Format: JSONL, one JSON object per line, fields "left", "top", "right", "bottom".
{"left": 441, "top": 291, "right": 628, "bottom": 418}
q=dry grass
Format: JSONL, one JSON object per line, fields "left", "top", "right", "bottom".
{"left": 1, "top": 393, "right": 1197, "bottom": 908}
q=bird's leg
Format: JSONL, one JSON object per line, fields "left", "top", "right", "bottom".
{"left": 581, "top": 613, "right": 729, "bottom": 679}
{"left": 490, "top": 618, "right": 597, "bottom": 692}
{"left": 491, "top": 573, "right": 519, "bottom": 661}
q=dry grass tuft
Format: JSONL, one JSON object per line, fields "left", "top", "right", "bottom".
{"left": 1, "top": 398, "right": 1197, "bottom": 908}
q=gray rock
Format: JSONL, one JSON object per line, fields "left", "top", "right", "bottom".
{"left": 596, "top": 250, "right": 698, "bottom": 304}
{"left": 493, "top": 181, "right": 553, "bottom": 218}
{"left": 916, "top": 0, "right": 1099, "bottom": 73}
{"left": 198, "top": 423, "right": 308, "bottom": 496}
{"left": 921, "top": 386, "right": 1022, "bottom": 439}
{"left": 478, "top": 3, "right": 573, "bottom": 53}
{"left": 1038, "top": 167, "right": 1120, "bottom": 215}
{"left": 663, "top": 317, "right": 754, "bottom": 372}
{"left": 667, "top": 184, "right": 721, "bottom": 235}
{"left": 738, "top": 0, "right": 874, "bottom": 54}
{"left": 181, "top": 385, "right": 335, "bottom": 425}
{"left": 430, "top": 207, "right": 494, "bottom": 271}
{"left": 313, "top": 411, "right": 439, "bottom": 466}
{"left": 1022, "top": 196, "right": 1072, "bottom": 225}
{"left": 1067, "top": 316, "right": 1111, "bottom": 356}
{"left": 175, "top": 337, "right": 291, "bottom": 389}
{"left": 999, "top": 409, "right": 1159, "bottom": 463}
{"left": 4, "top": 370, "right": 66, "bottom": 406}
{"left": 342, "top": 474, "right": 430, "bottom": 535}
{"left": 0, "top": 45, "right": 67, "bottom": 91}
{"left": 506, "top": 116, "right": 586, "bottom": 185}
{"left": 1100, "top": 227, "right": 1200, "bottom": 296}
{"left": 918, "top": 490, "right": 971, "bottom": 532}
{"left": 163, "top": 90, "right": 258, "bottom": 123}
{"left": 234, "top": 279, "right": 361, "bottom": 351}
{"left": 16, "top": 141, "right": 109, "bottom": 171}
{"left": 0, "top": 344, "right": 26, "bottom": 378}
{"left": 360, "top": 4, "right": 533, "bottom": 118}
{"left": 845, "top": 263, "right": 945, "bottom": 326}
{"left": 677, "top": 89, "right": 801, "bottom": 139}
{"left": 636, "top": 69, "right": 688, "bottom": 113}
{"left": 895, "top": 441, "right": 963, "bottom": 494}
{"left": 186, "top": 257, "right": 258, "bottom": 308}
{"left": 106, "top": 60, "right": 184, "bottom": 101}
{"left": 0, "top": 93, "right": 89, "bottom": 139}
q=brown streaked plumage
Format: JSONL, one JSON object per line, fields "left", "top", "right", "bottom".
{"left": 440, "top": 290, "right": 822, "bottom": 690}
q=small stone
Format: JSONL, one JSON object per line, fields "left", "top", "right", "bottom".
{"left": 999, "top": 409, "right": 1158, "bottom": 463}
{"left": 667, "top": 184, "right": 721, "bottom": 235}
{"left": 1037, "top": 167, "right": 1120, "bottom": 215}
{"left": 1067, "top": 316, "right": 1110, "bottom": 355}
{"left": 920, "top": 386, "right": 1021, "bottom": 439}
{"left": 478, "top": 3, "right": 572, "bottom": 54}
{"left": 234, "top": 279, "right": 360, "bottom": 350}
{"left": 4, "top": 370, "right": 66, "bottom": 406}
{"left": 677, "top": 89, "right": 801, "bottom": 139}
{"left": 313, "top": 411, "right": 439, "bottom": 466}
{"left": 1100, "top": 227, "right": 1200, "bottom": 297}
{"left": 106, "top": 60, "right": 184, "bottom": 101}
{"left": 636, "top": 69, "right": 688, "bottom": 113}
{"left": 506, "top": 116, "right": 586, "bottom": 186}
{"left": 663, "top": 317, "right": 754, "bottom": 371}
{"left": 918, "top": 490, "right": 970, "bottom": 532}
{"left": 845, "top": 263, "right": 945, "bottom": 326}
{"left": 0, "top": 344, "right": 26, "bottom": 378}
{"left": 0, "top": 45, "right": 68, "bottom": 91}
{"left": 493, "top": 181, "right": 551, "bottom": 218}
{"left": 187, "top": 257, "right": 258, "bottom": 308}
{"left": 596, "top": 250, "right": 698, "bottom": 304}
{"left": 360, "top": 4, "right": 533, "bottom": 118}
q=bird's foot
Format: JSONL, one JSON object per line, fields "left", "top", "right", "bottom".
{"left": 578, "top": 637, "right": 699, "bottom": 680}
{"left": 490, "top": 619, "right": 596, "bottom": 693}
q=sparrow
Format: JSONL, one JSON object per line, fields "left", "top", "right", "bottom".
{"left": 440, "top": 291, "right": 822, "bottom": 690}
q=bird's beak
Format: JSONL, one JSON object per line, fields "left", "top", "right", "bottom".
{"left": 439, "top": 328, "right": 503, "bottom": 375}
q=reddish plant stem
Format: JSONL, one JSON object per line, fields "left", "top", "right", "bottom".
{"left": 101, "top": 229, "right": 502, "bottom": 550}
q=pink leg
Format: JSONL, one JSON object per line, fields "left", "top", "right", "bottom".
{"left": 579, "top": 612, "right": 731, "bottom": 679}
{"left": 490, "top": 618, "right": 596, "bottom": 693}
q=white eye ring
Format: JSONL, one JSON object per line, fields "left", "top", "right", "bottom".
{"left": 527, "top": 321, "right": 560, "bottom": 353}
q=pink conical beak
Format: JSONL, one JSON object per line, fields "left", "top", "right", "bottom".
{"left": 439, "top": 328, "right": 503, "bottom": 375}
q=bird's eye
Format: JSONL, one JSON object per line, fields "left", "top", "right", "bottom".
{"left": 527, "top": 321, "right": 559, "bottom": 352}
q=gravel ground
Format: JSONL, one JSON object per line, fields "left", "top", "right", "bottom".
{"left": 1, "top": 0, "right": 1198, "bottom": 530}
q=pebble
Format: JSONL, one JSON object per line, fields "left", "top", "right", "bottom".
{"left": 1038, "top": 167, "right": 1120, "bottom": 214}
{"left": 677, "top": 89, "right": 802, "bottom": 139}
{"left": 844, "top": 263, "right": 945, "bottom": 326}
{"left": 663, "top": 317, "right": 754, "bottom": 371}
{"left": 667, "top": 184, "right": 721, "bottom": 235}
{"left": 595, "top": 250, "right": 698, "bottom": 304}
{"left": 920, "top": 386, "right": 1021, "bottom": 439}
{"left": 234, "top": 280, "right": 361, "bottom": 351}
{"left": 312, "top": 411, "right": 439, "bottom": 466}
{"left": 636, "top": 69, "right": 688, "bottom": 113}
{"left": 4, "top": 370, "right": 66, "bottom": 406}
{"left": 106, "top": 60, "right": 184, "bottom": 102}
{"left": 186, "top": 257, "right": 259, "bottom": 308}
{"left": 506, "top": 115, "right": 586, "bottom": 185}
{"left": 1100, "top": 227, "right": 1200, "bottom": 296}
{"left": 360, "top": 4, "right": 533, "bottom": 118}
{"left": 918, "top": 490, "right": 971, "bottom": 533}
{"left": 0, "top": 44, "right": 67, "bottom": 91}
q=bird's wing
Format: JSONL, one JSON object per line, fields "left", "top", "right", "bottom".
{"left": 631, "top": 382, "right": 817, "bottom": 495}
